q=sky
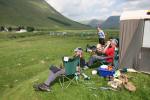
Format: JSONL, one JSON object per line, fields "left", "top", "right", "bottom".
{"left": 45, "top": 0, "right": 150, "bottom": 21}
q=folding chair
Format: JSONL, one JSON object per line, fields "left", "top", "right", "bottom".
{"left": 113, "top": 48, "right": 119, "bottom": 70}
{"left": 59, "top": 56, "right": 80, "bottom": 88}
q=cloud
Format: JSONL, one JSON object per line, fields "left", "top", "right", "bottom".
{"left": 45, "top": 0, "right": 150, "bottom": 21}
{"left": 122, "top": 0, "right": 150, "bottom": 10}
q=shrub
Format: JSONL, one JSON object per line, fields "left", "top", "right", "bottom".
{"left": 26, "top": 26, "right": 35, "bottom": 32}
{"left": 0, "top": 26, "right": 5, "bottom": 31}
{"left": 8, "top": 27, "right": 12, "bottom": 32}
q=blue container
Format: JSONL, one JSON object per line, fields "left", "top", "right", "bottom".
{"left": 97, "top": 67, "right": 115, "bottom": 77}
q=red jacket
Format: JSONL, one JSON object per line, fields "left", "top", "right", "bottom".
{"left": 105, "top": 47, "right": 115, "bottom": 63}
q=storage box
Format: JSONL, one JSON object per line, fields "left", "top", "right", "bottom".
{"left": 97, "top": 67, "right": 115, "bottom": 77}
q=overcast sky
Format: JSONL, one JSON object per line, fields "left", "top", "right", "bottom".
{"left": 45, "top": 0, "right": 150, "bottom": 21}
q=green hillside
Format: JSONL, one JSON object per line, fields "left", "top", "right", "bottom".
{"left": 0, "top": 0, "right": 89, "bottom": 29}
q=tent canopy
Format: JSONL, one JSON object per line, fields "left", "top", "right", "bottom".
{"left": 120, "top": 10, "right": 150, "bottom": 20}
{"left": 119, "top": 10, "right": 150, "bottom": 72}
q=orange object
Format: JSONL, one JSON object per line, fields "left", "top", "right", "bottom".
{"left": 108, "top": 66, "right": 113, "bottom": 71}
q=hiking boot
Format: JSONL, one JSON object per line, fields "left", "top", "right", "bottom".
{"left": 38, "top": 83, "right": 51, "bottom": 92}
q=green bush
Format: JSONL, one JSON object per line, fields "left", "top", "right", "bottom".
{"left": 8, "top": 27, "right": 12, "bottom": 32}
{"left": 26, "top": 26, "right": 34, "bottom": 32}
{"left": 0, "top": 26, "right": 5, "bottom": 31}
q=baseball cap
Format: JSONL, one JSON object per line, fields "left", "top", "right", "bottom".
{"left": 74, "top": 47, "right": 83, "bottom": 52}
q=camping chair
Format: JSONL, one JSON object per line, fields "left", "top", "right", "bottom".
{"left": 59, "top": 56, "right": 80, "bottom": 88}
{"left": 113, "top": 48, "right": 119, "bottom": 70}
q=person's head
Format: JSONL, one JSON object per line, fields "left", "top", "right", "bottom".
{"left": 96, "top": 44, "right": 103, "bottom": 52}
{"left": 110, "top": 39, "right": 118, "bottom": 48}
{"left": 74, "top": 47, "right": 83, "bottom": 57}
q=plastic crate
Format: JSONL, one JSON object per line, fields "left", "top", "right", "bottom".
{"left": 97, "top": 67, "right": 115, "bottom": 77}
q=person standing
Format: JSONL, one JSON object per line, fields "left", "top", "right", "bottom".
{"left": 97, "top": 27, "right": 105, "bottom": 45}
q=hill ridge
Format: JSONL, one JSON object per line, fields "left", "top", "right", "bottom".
{"left": 0, "top": 0, "right": 89, "bottom": 29}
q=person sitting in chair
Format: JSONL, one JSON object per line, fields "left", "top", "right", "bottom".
{"left": 74, "top": 47, "right": 88, "bottom": 70}
{"left": 33, "top": 47, "right": 86, "bottom": 91}
{"left": 87, "top": 39, "right": 117, "bottom": 67}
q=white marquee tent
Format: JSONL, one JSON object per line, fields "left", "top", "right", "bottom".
{"left": 119, "top": 10, "right": 150, "bottom": 72}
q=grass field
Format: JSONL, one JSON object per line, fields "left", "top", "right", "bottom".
{"left": 0, "top": 30, "right": 150, "bottom": 100}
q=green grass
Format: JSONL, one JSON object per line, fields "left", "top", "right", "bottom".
{"left": 0, "top": 30, "right": 150, "bottom": 100}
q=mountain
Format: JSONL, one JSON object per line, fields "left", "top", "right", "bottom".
{"left": 0, "top": 0, "right": 89, "bottom": 29}
{"left": 101, "top": 16, "right": 120, "bottom": 29}
{"left": 80, "top": 16, "right": 120, "bottom": 29}
{"left": 80, "top": 19, "right": 104, "bottom": 28}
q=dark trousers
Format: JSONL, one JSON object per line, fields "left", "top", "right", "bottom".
{"left": 80, "top": 58, "right": 86, "bottom": 68}
{"left": 99, "top": 38, "right": 105, "bottom": 45}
